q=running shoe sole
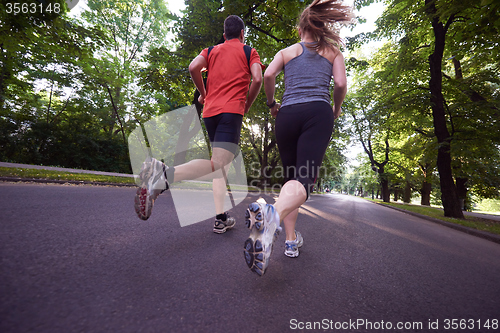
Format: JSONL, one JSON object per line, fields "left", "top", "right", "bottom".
{"left": 134, "top": 158, "right": 167, "bottom": 220}
{"left": 243, "top": 202, "right": 278, "bottom": 276}
{"left": 134, "top": 187, "right": 153, "bottom": 220}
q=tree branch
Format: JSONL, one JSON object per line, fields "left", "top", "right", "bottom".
{"left": 444, "top": 13, "right": 457, "bottom": 32}
{"left": 245, "top": 21, "right": 288, "bottom": 43}
{"left": 414, "top": 127, "right": 434, "bottom": 137}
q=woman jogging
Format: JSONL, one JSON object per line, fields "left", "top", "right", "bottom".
{"left": 243, "top": 0, "right": 353, "bottom": 276}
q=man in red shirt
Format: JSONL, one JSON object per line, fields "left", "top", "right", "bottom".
{"left": 135, "top": 15, "right": 263, "bottom": 234}
{"left": 189, "top": 15, "right": 263, "bottom": 233}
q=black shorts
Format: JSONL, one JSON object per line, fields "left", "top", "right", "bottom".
{"left": 203, "top": 113, "right": 243, "bottom": 154}
{"left": 275, "top": 101, "right": 334, "bottom": 198}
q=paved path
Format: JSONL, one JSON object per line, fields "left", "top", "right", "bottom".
{"left": 1, "top": 184, "right": 499, "bottom": 332}
{"left": 2, "top": 162, "right": 499, "bottom": 221}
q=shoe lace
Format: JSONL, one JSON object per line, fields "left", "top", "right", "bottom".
{"left": 285, "top": 242, "right": 297, "bottom": 251}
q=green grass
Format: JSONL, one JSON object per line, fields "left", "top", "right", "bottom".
{"left": 0, "top": 167, "right": 135, "bottom": 185}
{"left": 0, "top": 167, "right": 261, "bottom": 191}
{"left": 363, "top": 197, "right": 500, "bottom": 236}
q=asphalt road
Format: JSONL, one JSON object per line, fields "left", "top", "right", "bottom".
{"left": 1, "top": 183, "right": 499, "bottom": 333}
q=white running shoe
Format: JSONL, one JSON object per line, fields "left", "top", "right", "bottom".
{"left": 243, "top": 199, "right": 281, "bottom": 276}
{"left": 134, "top": 157, "right": 169, "bottom": 220}
{"left": 284, "top": 231, "right": 303, "bottom": 258}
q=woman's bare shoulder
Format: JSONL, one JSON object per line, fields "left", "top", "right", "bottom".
{"left": 280, "top": 43, "right": 303, "bottom": 64}
{"left": 320, "top": 46, "right": 342, "bottom": 64}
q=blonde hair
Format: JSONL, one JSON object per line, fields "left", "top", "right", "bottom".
{"left": 298, "top": 0, "right": 354, "bottom": 52}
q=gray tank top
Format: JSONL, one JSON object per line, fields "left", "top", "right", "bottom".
{"left": 281, "top": 42, "right": 333, "bottom": 107}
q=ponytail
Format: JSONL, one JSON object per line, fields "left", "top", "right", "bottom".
{"left": 298, "top": 0, "right": 354, "bottom": 52}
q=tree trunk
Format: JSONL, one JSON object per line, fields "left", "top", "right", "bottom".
{"left": 456, "top": 177, "right": 469, "bottom": 211}
{"left": 421, "top": 181, "right": 432, "bottom": 206}
{"left": 379, "top": 167, "right": 390, "bottom": 202}
{"left": 403, "top": 180, "right": 412, "bottom": 203}
{"left": 0, "top": 43, "right": 9, "bottom": 111}
{"left": 426, "top": 0, "right": 463, "bottom": 218}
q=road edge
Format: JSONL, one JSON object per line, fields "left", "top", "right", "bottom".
{"left": 0, "top": 177, "right": 136, "bottom": 187}
{"left": 374, "top": 202, "right": 500, "bottom": 245}
{"left": 0, "top": 177, "right": 264, "bottom": 193}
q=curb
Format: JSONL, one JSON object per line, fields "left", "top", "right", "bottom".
{"left": 376, "top": 202, "right": 500, "bottom": 245}
{"left": 0, "top": 163, "right": 266, "bottom": 192}
{"left": 0, "top": 177, "right": 263, "bottom": 192}
{"left": 0, "top": 177, "right": 136, "bottom": 187}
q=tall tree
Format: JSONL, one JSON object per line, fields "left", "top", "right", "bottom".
{"left": 345, "top": 62, "right": 393, "bottom": 202}
{"left": 81, "top": 0, "right": 172, "bottom": 143}
{"left": 0, "top": 0, "right": 109, "bottom": 167}
{"left": 370, "top": 0, "right": 500, "bottom": 217}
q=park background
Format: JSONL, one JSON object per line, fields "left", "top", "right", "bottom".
{"left": 1, "top": 0, "right": 499, "bottom": 218}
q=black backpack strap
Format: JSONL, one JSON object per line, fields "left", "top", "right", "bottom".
{"left": 207, "top": 45, "right": 214, "bottom": 59}
{"left": 203, "top": 44, "right": 252, "bottom": 97}
{"left": 243, "top": 45, "right": 252, "bottom": 69}
{"left": 204, "top": 46, "right": 215, "bottom": 94}
{"left": 208, "top": 45, "right": 251, "bottom": 68}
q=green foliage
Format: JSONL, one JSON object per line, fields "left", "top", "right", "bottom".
{"left": 0, "top": 167, "right": 134, "bottom": 184}
{"left": 12, "top": 0, "right": 497, "bottom": 198}
{"left": 81, "top": 0, "right": 173, "bottom": 141}
{"left": 377, "top": 200, "right": 500, "bottom": 235}
{"left": 343, "top": 161, "right": 379, "bottom": 196}
{"left": 345, "top": 0, "right": 500, "bottom": 210}
{"left": 0, "top": 0, "right": 174, "bottom": 172}
{"left": 476, "top": 199, "right": 500, "bottom": 213}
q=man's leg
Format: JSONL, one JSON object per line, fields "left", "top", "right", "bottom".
{"left": 171, "top": 147, "right": 235, "bottom": 211}
{"left": 212, "top": 178, "right": 227, "bottom": 214}
{"left": 135, "top": 149, "right": 234, "bottom": 221}
{"left": 204, "top": 113, "right": 242, "bottom": 233}
{"left": 170, "top": 159, "right": 213, "bottom": 182}
{"left": 135, "top": 114, "right": 242, "bottom": 222}
{"left": 211, "top": 146, "right": 237, "bottom": 233}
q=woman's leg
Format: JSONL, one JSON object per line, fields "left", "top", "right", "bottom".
{"left": 281, "top": 207, "right": 300, "bottom": 241}
{"left": 275, "top": 101, "right": 334, "bottom": 236}
{"left": 273, "top": 105, "right": 304, "bottom": 239}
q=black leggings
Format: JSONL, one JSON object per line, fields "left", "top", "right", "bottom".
{"left": 275, "top": 101, "right": 334, "bottom": 199}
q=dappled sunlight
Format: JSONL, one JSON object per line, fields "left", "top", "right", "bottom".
{"left": 356, "top": 217, "right": 466, "bottom": 257}
{"left": 300, "top": 204, "right": 350, "bottom": 225}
